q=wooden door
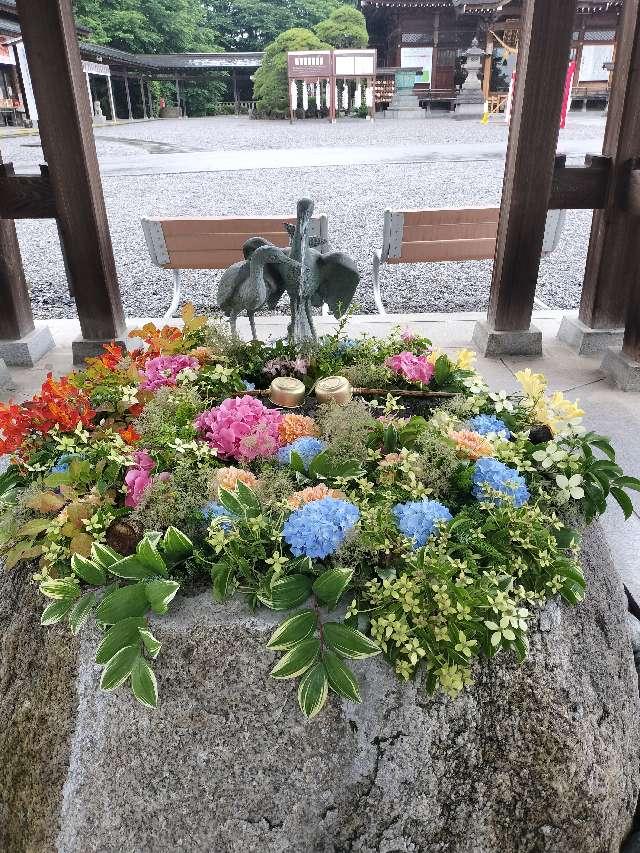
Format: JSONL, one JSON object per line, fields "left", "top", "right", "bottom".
{"left": 433, "top": 48, "right": 456, "bottom": 91}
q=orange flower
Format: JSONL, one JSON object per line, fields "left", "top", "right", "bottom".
{"left": 378, "top": 452, "right": 403, "bottom": 468}
{"left": 449, "top": 429, "right": 494, "bottom": 461}
{"left": 119, "top": 425, "right": 141, "bottom": 444}
{"left": 288, "top": 484, "right": 346, "bottom": 509}
{"left": 278, "top": 414, "right": 319, "bottom": 445}
{"left": 214, "top": 466, "right": 258, "bottom": 495}
{"left": 190, "top": 346, "right": 215, "bottom": 365}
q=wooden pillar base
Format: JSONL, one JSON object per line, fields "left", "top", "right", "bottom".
{"left": 557, "top": 316, "right": 624, "bottom": 356}
{"left": 0, "top": 325, "right": 55, "bottom": 367}
{"left": 72, "top": 335, "right": 129, "bottom": 367}
{"left": 472, "top": 320, "right": 543, "bottom": 358}
{"left": 601, "top": 348, "right": 640, "bottom": 392}
{"left": 0, "top": 358, "right": 15, "bottom": 391}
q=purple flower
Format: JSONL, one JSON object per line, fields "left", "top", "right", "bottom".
{"left": 141, "top": 355, "right": 199, "bottom": 391}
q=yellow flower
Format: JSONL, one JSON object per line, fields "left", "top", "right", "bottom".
{"left": 456, "top": 349, "right": 477, "bottom": 371}
{"left": 515, "top": 368, "right": 547, "bottom": 399}
{"left": 547, "top": 392, "right": 584, "bottom": 429}
{"left": 427, "top": 349, "right": 444, "bottom": 365}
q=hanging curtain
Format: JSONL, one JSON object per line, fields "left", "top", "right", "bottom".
{"left": 316, "top": 81, "right": 322, "bottom": 110}
{"left": 365, "top": 82, "right": 374, "bottom": 108}
{"left": 354, "top": 78, "right": 362, "bottom": 109}
{"left": 290, "top": 80, "right": 298, "bottom": 110}
{"left": 302, "top": 82, "right": 309, "bottom": 111}
{"left": 341, "top": 81, "right": 349, "bottom": 111}
{"left": 325, "top": 79, "right": 331, "bottom": 109}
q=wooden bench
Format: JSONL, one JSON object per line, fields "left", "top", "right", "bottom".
{"left": 142, "top": 214, "right": 329, "bottom": 319}
{"left": 372, "top": 207, "right": 566, "bottom": 315}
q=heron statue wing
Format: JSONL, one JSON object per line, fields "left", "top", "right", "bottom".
{"left": 311, "top": 252, "right": 360, "bottom": 317}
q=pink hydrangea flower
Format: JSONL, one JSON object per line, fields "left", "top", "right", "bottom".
{"left": 141, "top": 355, "right": 199, "bottom": 391}
{"left": 385, "top": 351, "right": 435, "bottom": 385}
{"left": 124, "top": 450, "right": 159, "bottom": 508}
{"left": 196, "top": 395, "right": 283, "bottom": 462}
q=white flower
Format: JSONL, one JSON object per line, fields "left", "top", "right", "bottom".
{"left": 177, "top": 367, "right": 199, "bottom": 384}
{"left": 120, "top": 385, "right": 139, "bottom": 406}
{"left": 463, "top": 375, "right": 488, "bottom": 395}
{"left": 489, "top": 391, "right": 515, "bottom": 413}
{"left": 556, "top": 473, "right": 585, "bottom": 502}
{"left": 532, "top": 442, "right": 568, "bottom": 470}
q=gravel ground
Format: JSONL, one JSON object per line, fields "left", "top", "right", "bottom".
{"left": 2, "top": 114, "right": 605, "bottom": 318}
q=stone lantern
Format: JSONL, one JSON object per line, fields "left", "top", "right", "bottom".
{"left": 455, "top": 36, "right": 485, "bottom": 119}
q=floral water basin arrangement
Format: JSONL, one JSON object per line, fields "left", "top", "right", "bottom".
{"left": 0, "top": 306, "right": 638, "bottom": 718}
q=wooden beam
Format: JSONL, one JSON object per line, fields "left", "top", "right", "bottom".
{"left": 579, "top": 0, "right": 640, "bottom": 330}
{"left": 548, "top": 154, "right": 612, "bottom": 210}
{"left": 487, "top": 0, "right": 576, "bottom": 332}
{"left": 0, "top": 171, "right": 57, "bottom": 219}
{"left": 0, "top": 159, "right": 35, "bottom": 340}
{"left": 15, "top": 0, "right": 125, "bottom": 342}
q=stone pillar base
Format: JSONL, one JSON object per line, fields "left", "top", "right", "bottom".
{"left": 72, "top": 336, "right": 128, "bottom": 366}
{"left": 472, "top": 321, "right": 543, "bottom": 357}
{"left": 454, "top": 101, "right": 484, "bottom": 120}
{"left": 0, "top": 358, "right": 15, "bottom": 391}
{"left": 601, "top": 348, "right": 640, "bottom": 392}
{"left": 558, "top": 316, "right": 624, "bottom": 356}
{"left": 0, "top": 326, "right": 55, "bottom": 367}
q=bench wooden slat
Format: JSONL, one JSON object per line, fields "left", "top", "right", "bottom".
{"left": 158, "top": 217, "right": 299, "bottom": 238}
{"left": 163, "top": 250, "right": 248, "bottom": 270}
{"left": 164, "top": 232, "right": 291, "bottom": 253}
{"left": 401, "top": 208, "right": 499, "bottom": 226}
{"left": 402, "top": 222, "right": 498, "bottom": 243}
{"left": 390, "top": 237, "right": 496, "bottom": 264}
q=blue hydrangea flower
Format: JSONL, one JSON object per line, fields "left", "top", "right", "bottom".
{"left": 277, "top": 437, "right": 327, "bottom": 470}
{"left": 202, "top": 502, "right": 235, "bottom": 532}
{"left": 283, "top": 496, "right": 360, "bottom": 559}
{"left": 337, "top": 337, "right": 359, "bottom": 353}
{"left": 392, "top": 499, "right": 453, "bottom": 549}
{"left": 51, "top": 453, "right": 74, "bottom": 474}
{"left": 472, "top": 458, "right": 530, "bottom": 508}
{"left": 242, "top": 379, "right": 256, "bottom": 391}
{"left": 468, "top": 414, "right": 511, "bottom": 439}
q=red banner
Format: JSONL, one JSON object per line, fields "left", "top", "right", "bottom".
{"left": 560, "top": 60, "right": 576, "bottom": 129}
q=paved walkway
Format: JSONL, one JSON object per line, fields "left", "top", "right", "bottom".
{"left": 2, "top": 310, "right": 639, "bottom": 601}
{"left": 13, "top": 137, "right": 605, "bottom": 177}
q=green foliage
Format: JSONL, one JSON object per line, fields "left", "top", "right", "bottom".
{"left": 134, "top": 387, "right": 203, "bottom": 450}
{"left": 314, "top": 5, "right": 368, "bottom": 49}
{"left": 253, "top": 28, "right": 329, "bottom": 113}
{"left": 39, "top": 529, "right": 194, "bottom": 708}
{"left": 130, "top": 463, "right": 213, "bottom": 540}
{"left": 316, "top": 399, "right": 377, "bottom": 463}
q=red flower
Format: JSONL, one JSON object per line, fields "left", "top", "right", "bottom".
{"left": 0, "top": 374, "right": 95, "bottom": 455}
{"left": 119, "top": 425, "right": 141, "bottom": 444}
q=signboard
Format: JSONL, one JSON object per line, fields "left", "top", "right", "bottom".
{"left": 82, "top": 60, "right": 111, "bottom": 77}
{"left": 0, "top": 38, "right": 15, "bottom": 65}
{"left": 400, "top": 46, "right": 432, "bottom": 84}
{"left": 287, "top": 51, "right": 332, "bottom": 79}
{"left": 334, "top": 50, "right": 376, "bottom": 77}
{"left": 579, "top": 44, "right": 614, "bottom": 82}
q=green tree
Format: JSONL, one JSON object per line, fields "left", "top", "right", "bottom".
{"left": 253, "top": 28, "right": 329, "bottom": 113}
{"left": 314, "top": 5, "right": 368, "bottom": 49}
{"left": 202, "top": 0, "right": 353, "bottom": 52}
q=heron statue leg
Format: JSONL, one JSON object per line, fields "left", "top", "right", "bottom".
{"left": 249, "top": 313, "right": 257, "bottom": 341}
{"left": 230, "top": 314, "right": 238, "bottom": 337}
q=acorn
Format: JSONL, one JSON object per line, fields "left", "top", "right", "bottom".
{"left": 105, "top": 518, "right": 144, "bottom": 556}
{"left": 529, "top": 424, "right": 553, "bottom": 445}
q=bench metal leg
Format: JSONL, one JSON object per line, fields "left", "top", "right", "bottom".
{"left": 372, "top": 251, "right": 386, "bottom": 316}
{"left": 163, "top": 269, "right": 182, "bottom": 320}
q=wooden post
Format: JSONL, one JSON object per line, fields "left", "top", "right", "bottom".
{"left": 578, "top": 0, "right": 640, "bottom": 332}
{"left": 146, "top": 81, "right": 153, "bottom": 118}
{"left": 140, "top": 77, "right": 147, "bottom": 118}
{"left": 106, "top": 73, "right": 117, "bottom": 123}
{"left": 124, "top": 73, "right": 132, "bottom": 120}
{"left": 0, "top": 158, "right": 34, "bottom": 340}
{"left": 232, "top": 69, "right": 240, "bottom": 114}
{"left": 474, "top": 0, "right": 576, "bottom": 357}
{"left": 483, "top": 36, "right": 493, "bottom": 102}
{"left": 15, "top": 0, "right": 126, "bottom": 353}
